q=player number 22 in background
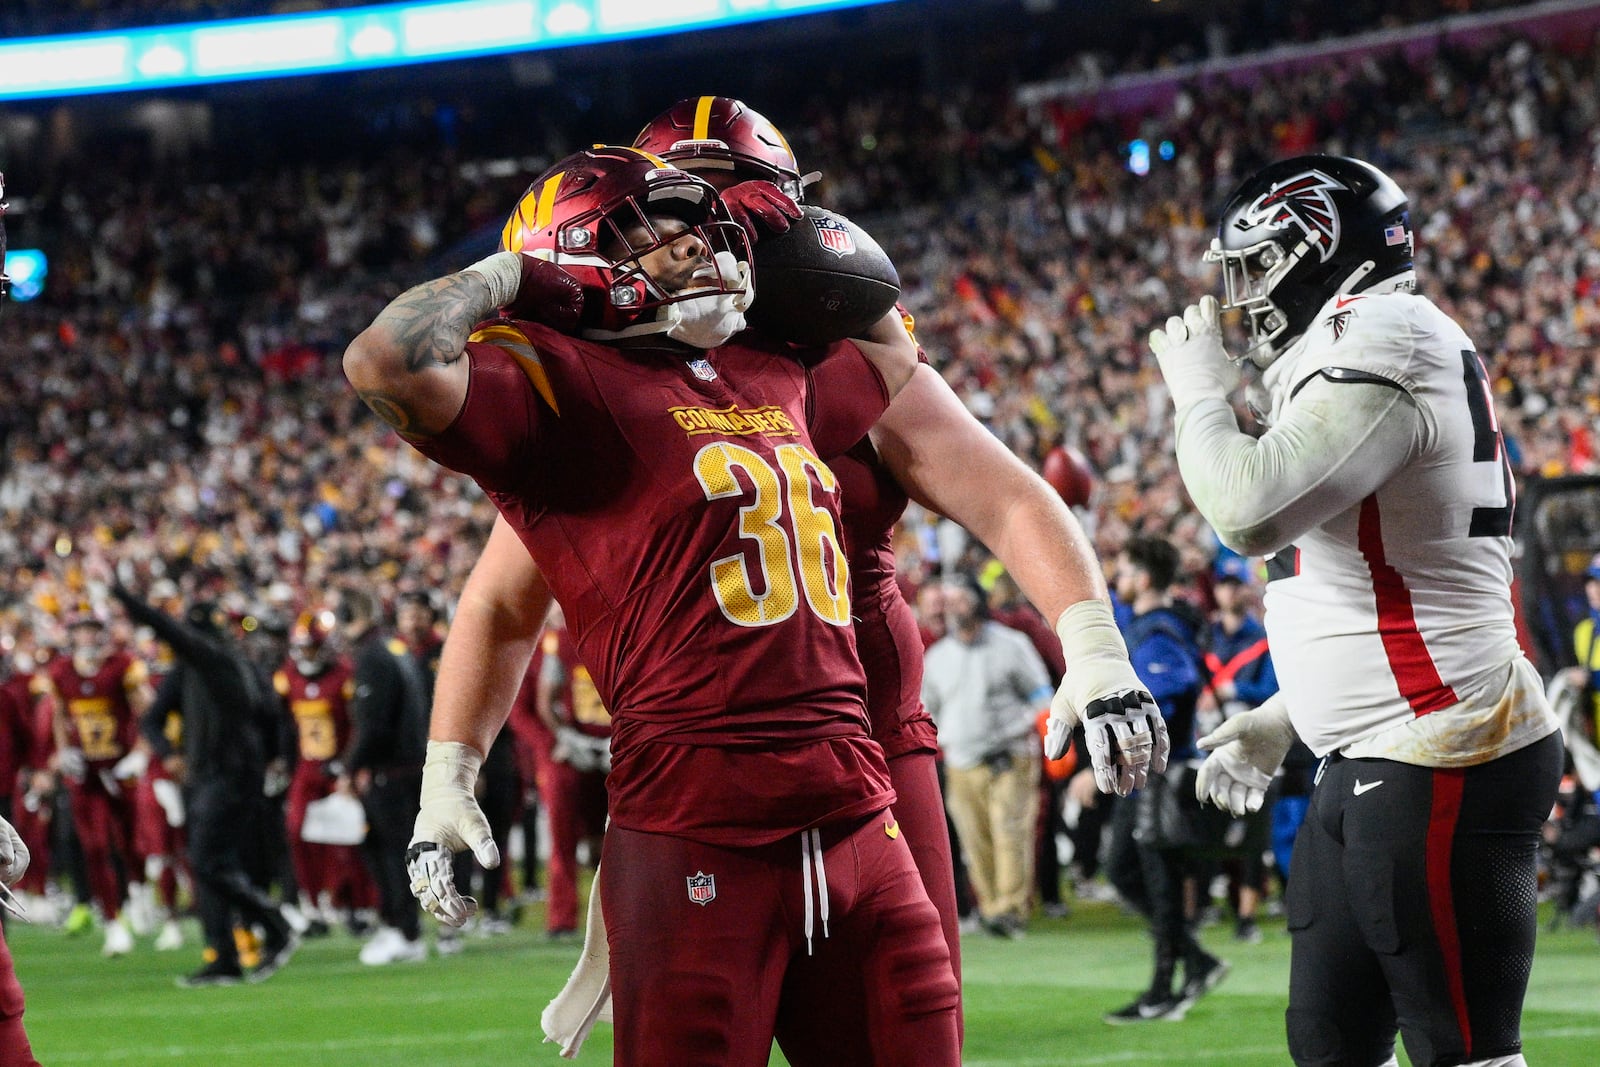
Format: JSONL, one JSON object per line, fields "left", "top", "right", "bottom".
{"left": 694, "top": 442, "right": 852, "bottom": 628}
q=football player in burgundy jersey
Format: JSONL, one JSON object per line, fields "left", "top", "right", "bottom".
{"left": 420, "top": 101, "right": 1166, "bottom": 1063}
{"left": 530, "top": 609, "right": 612, "bottom": 939}
{"left": 346, "top": 147, "right": 963, "bottom": 1064}
{"left": 275, "top": 611, "right": 367, "bottom": 923}
{"left": 1156, "top": 155, "right": 1561, "bottom": 1067}
{"left": 40, "top": 615, "right": 152, "bottom": 956}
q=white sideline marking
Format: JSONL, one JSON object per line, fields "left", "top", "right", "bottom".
{"left": 963, "top": 1027, "right": 1600, "bottom": 1067}
{"left": 42, "top": 1027, "right": 526, "bottom": 1062}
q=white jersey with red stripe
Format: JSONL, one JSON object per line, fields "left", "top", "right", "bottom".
{"left": 1252, "top": 288, "right": 1557, "bottom": 765}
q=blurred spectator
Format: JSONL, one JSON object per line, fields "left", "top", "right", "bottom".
{"left": 1102, "top": 536, "right": 1223, "bottom": 1023}
{"left": 1564, "top": 554, "right": 1600, "bottom": 738}
{"left": 1200, "top": 555, "right": 1277, "bottom": 944}
{"left": 922, "top": 575, "right": 1051, "bottom": 939}
{"left": 109, "top": 563, "right": 298, "bottom": 986}
{"left": 334, "top": 587, "right": 429, "bottom": 965}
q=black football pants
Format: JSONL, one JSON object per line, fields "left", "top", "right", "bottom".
{"left": 1285, "top": 731, "right": 1561, "bottom": 1067}
{"left": 187, "top": 777, "right": 290, "bottom": 968}
{"left": 361, "top": 770, "right": 422, "bottom": 941}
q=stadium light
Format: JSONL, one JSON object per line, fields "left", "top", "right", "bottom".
{"left": 0, "top": 0, "right": 895, "bottom": 101}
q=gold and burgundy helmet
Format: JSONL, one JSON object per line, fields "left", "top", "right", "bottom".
{"left": 289, "top": 609, "right": 337, "bottom": 675}
{"left": 632, "top": 96, "right": 812, "bottom": 200}
{"left": 499, "top": 145, "right": 750, "bottom": 340}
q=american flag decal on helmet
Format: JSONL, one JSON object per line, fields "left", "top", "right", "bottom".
{"left": 1239, "top": 170, "right": 1348, "bottom": 262}
{"left": 813, "top": 216, "right": 856, "bottom": 258}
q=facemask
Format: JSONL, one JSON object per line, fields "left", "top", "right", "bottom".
{"left": 663, "top": 251, "right": 753, "bottom": 349}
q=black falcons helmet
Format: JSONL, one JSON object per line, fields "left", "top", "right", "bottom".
{"left": 1205, "top": 155, "right": 1413, "bottom": 365}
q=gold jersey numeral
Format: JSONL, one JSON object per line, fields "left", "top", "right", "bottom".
{"left": 693, "top": 443, "right": 851, "bottom": 629}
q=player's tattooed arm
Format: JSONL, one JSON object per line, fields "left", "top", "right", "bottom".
{"left": 344, "top": 271, "right": 496, "bottom": 437}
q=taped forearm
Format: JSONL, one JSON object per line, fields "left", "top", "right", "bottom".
{"left": 1173, "top": 380, "right": 1418, "bottom": 556}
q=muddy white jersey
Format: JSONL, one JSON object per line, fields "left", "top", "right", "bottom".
{"left": 1256, "top": 289, "right": 1557, "bottom": 764}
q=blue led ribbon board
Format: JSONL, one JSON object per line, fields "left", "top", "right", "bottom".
{"left": 0, "top": 0, "right": 894, "bottom": 101}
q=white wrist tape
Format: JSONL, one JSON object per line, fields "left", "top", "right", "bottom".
{"left": 459, "top": 251, "right": 523, "bottom": 310}
{"left": 1054, "top": 598, "right": 1136, "bottom": 715}
{"left": 420, "top": 739, "right": 484, "bottom": 802}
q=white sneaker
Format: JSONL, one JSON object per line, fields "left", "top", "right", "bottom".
{"left": 154, "top": 919, "right": 185, "bottom": 951}
{"left": 103, "top": 917, "right": 134, "bottom": 957}
{"left": 359, "top": 927, "right": 428, "bottom": 966}
{"left": 125, "top": 884, "right": 158, "bottom": 937}
{"left": 436, "top": 929, "right": 463, "bottom": 957}
{"left": 391, "top": 934, "right": 427, "bottom": 964}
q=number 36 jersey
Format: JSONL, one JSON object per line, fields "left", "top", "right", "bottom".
{"left": 1258, "top": 290, "right": 1558, "bottom": 766}
{"left": 412, "top": 323, "right": 894, "bottom": 846}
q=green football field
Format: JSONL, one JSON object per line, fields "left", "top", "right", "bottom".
{"left": 12, "top": 899, "right": 1599, "bottom": 1065}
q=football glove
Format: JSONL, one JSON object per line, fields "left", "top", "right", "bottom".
{"left": 1149, "top": 294, "right": 1239, "bottom": 411}
{"left": 719, "top": 180, "right": 801, "bottom": 245}
{"left": 461, "top": 251, "right": 587, "bottom": 334}
{"left": 57, "top": 746, "right": 87, "bottom": 782}
{"left": 0, "top": 814, "right": 30, "bottom": 887}
{"left": 1194, "top": 694, "right": 1296, "bottom": 816}
{"left": 407, "top": 740, "right": 500, "bottom": 927}
{"left": 1044, "top": 600, "right": 1170, "bottom": 796}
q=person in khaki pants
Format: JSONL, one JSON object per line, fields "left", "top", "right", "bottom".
{"left": 923, "top": 575, "right": 1051, "bottom": 938}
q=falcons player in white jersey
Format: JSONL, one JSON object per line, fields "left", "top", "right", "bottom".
{"left": 1151, "top": 155, "right": 1560, "bottom": 1067}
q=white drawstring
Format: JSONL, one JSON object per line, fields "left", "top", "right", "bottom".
{"left": 800, "top": 828, "right": 831, "bottom": 956}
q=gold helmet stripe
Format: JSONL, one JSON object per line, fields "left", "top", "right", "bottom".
{"left": 693, "top": 95, "right": 716, "bottom": 141}
{"left": 614, "top": 145, "right": 669, "bottom": 168}
{"left": 533, "top": 171, "right": 565, "bottom": 230}
{"left": 501, "top": 174, "right": 559, "bottom": 254}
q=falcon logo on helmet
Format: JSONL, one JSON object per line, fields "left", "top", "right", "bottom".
{"left": 1236, "top": 170, "right": 1348, "bottom": 262}
{"left": 1206, "top": 155, "right": 1414, "bottom": 369}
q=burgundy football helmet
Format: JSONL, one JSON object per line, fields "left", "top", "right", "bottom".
{"left": 499, "top": 146, "right": 751, "bottom": 340}
{"left": 632, "top": 97, "right": 813, "bottom": 200}
{"left": 289, "top": 609, "right": 337, "bottom": 676}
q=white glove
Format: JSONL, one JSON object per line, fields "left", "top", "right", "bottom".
{"left": 407, "top": 740, "right": 500, "bottom": 927}
{"left": 112, "top": 748, "right": 149, "bottom": 782}
{"left": 1194, "top": 695, "right": 1296, "bottom": 816}
{"left": 0, "top": 815, "right": 30, "bottom": 886}
{"left": 1149, "top": 295, "right": 1240, "bottom": 410}
{"left": 57, "top": 746, "right": 87, "bottom": 781}
{"left": 1044, "top": 600, "right": 1171, "bottom": 797}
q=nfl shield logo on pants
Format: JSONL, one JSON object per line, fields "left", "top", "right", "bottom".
{"left": 812, "top": 216, "right": 856, "bottom": 258}
{"left": 686, "top": 871, "right": 716, "bottom": 906}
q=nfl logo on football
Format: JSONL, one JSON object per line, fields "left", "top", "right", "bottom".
{"left": 813, "top": 217, "right": 856, "bottom": 258}
{"left": 686, "top": 871, "right": 716, "bottom": 906}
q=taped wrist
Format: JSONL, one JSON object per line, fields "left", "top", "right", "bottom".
{"left": 459, "top": 251, "right": 523, "bottom": 310}
{"left": 1055, "top": 599, "right": 1136, "bottom": 714}
{"left": 420, "top": 739, "right": 483, "bottom": 802}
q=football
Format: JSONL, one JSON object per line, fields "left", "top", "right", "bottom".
{"left": 745, "top": 205, "right": 901, "bottom": 346}
{"left": 1042, "top": 445, "right": 1095, "bottom": 507}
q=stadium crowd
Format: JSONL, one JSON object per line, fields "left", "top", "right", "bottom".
{"left": 1, "top": 11, "right": 1599, "bottom": 973}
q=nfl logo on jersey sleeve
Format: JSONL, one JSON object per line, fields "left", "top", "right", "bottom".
{"left": 686, "top": 871, "right": 716, "bottom": 906}
{"left": 813, "top": 217, "right": 856, "bottom": 258}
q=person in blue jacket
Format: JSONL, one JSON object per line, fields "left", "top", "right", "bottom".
{"left": 1102, "top": 536, "right": 1228, "bottom": 1023}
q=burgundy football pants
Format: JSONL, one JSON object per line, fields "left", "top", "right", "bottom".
{"left": 602, "top": 811, "right": 960, "bottom": 1067}
{"left": 0, "top": 922, "right": 39, "bottom": 1067}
